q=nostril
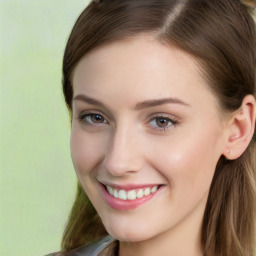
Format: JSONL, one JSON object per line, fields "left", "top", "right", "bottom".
{"left": 102, "top": 158, "right": 142, "bottom": 177}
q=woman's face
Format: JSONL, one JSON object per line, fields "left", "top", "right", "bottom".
{"left": 71, "top": 35, "right": 226, "bottom": 242}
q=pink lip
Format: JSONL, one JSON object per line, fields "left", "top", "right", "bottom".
{"left": 100, "top": 183, "right": 164, "bottom": 211}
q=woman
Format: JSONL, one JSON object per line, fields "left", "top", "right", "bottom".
{"left": 47, "top": 0, "right": 256, "bottom": 255}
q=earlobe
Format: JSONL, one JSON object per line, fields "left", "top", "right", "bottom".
{"left": 223, "top": 95, "right": 256, "bottom": 160}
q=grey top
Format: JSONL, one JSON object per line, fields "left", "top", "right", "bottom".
{"left": 45, "top": 236, "right": 116, "bottom": 256}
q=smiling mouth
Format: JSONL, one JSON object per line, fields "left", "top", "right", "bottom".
{"left": 103, "top": 184, "right": 162, "bottom": 201}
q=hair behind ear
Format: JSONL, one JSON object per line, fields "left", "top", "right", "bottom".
{"left": 202, "top": 141, "right": 256, "bottom": 255}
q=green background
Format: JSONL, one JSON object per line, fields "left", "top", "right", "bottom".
{"left": 1, "top": 1, "right": 90, "bottom": 255}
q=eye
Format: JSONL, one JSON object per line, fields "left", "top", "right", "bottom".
{"left": 87, "top": 114, "right": 106, "bottom": 124}
{"left": 148, "top": 115, "right": 179, "bottom": 130}
{"left": 77, "top": 112, "right": 107, "bottom": 125}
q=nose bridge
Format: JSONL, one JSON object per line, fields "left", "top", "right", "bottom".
{"left": 103, "top": 122, "right": 142, "bottom": 176}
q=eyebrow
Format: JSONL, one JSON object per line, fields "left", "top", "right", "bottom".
{"left": 73, "top": 94, "right": 106, "bottom": 108}
{"left": 134, "top": 98, "right": 190, "bottom": 110}
{"left": 73, "top": 94, "right": 190, "bottom": 110}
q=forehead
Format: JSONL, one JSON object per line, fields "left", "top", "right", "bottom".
{"left": 72, "top": 34, "right": 217, "bottom": 110}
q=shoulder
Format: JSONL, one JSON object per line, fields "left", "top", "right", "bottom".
{"left": 45, "top": 236, "right": 115, "bottom": 256}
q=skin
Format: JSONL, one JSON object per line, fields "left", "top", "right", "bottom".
{"left": 70, "top": 35, "right": 235, "bottom": 256}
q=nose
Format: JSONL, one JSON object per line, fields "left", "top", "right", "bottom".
{"left": 102, "top": 125, "right": 143, "bottom": 177}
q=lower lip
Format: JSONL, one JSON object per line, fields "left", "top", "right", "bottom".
{"left": 100, "top": 184, "right": 163, "bottom": 211}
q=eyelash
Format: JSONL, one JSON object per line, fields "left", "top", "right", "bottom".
{"left": 76, "top": 112, "right": 180, "bottom": 131}
{"left": 146, "top": 114, "right": 179, "bottom": 131}
{"left": 77, "top": 112, "right": 108, "bottom": 126}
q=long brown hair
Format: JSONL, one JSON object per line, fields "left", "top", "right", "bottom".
{"left": 60, "top": 1, "right": 256, "bottom": 255}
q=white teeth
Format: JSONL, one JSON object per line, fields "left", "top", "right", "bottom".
{"left": 114, "top": 189, "right": 119, "bottom": 198}
{"left": 127, "top": 190, "right": 136, "bottom": 200}
{"left": 151, "top": 186, "right": 157, "bottom": 193}
{"left": 106, "top": 185, "right": 160, "bottom": 200}
{"left": 119, "top": 190, "right": 127, "bottom": 200}
{"left": 136, "top": 189, "right": 144, "bottom": 199}
{"left": 144, "top": 188, "right": 151, "bottom": 196}
{"left": 106, "top": 186, "right": 114, "bottom": 196}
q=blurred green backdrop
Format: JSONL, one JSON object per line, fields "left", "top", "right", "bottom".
{"left": 1, "top": 1, "right": 90, "bottom": 255}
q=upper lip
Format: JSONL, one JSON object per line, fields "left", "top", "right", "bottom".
{"left": 99, "top": 182, "right": 163, "bottom": 190}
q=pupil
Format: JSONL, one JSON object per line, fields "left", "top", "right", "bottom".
{"left": 157, "top": 118, "right": 168, "bottom": 127}
{"left": 93, "top": 114, "right": 103, "bottom": 122}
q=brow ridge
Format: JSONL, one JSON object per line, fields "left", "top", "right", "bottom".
{"left": 135, "top": 98, "right": 190, "bottom": 110}
{"left": 73, "top": 94, "right": 190, "bottom": 110}
{"left": 73, "top": 94, "right": 106, "bottom": 108}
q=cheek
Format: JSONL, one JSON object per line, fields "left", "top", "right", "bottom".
{"left": 70, "top": 127, "right": 106, "bottom": 178}
{"left": 150, "top": 126, "right": 222, "bottom": 193}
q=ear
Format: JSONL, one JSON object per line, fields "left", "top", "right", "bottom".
{"left": 223, "top": 95, "right": 256, "bottom": 160}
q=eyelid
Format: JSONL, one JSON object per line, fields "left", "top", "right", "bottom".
{"left": 73, "top": 101, "right": 114, "bottom": 121}
{"left": 147, "top": 112, "right": 180, "bottom": 122}
{"left": 76, "top": 110, "right": 109, "bottom": 125}
{"left": 145, "top": 113, "right": 180, "bottom": 131}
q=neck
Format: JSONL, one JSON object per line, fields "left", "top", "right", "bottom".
{"left": 118, "top": 197, "right": 206, "bottom": 256}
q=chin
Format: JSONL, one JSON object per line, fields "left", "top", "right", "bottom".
{"left": 105, "top": 224, "right": 154, "bottom": 243}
